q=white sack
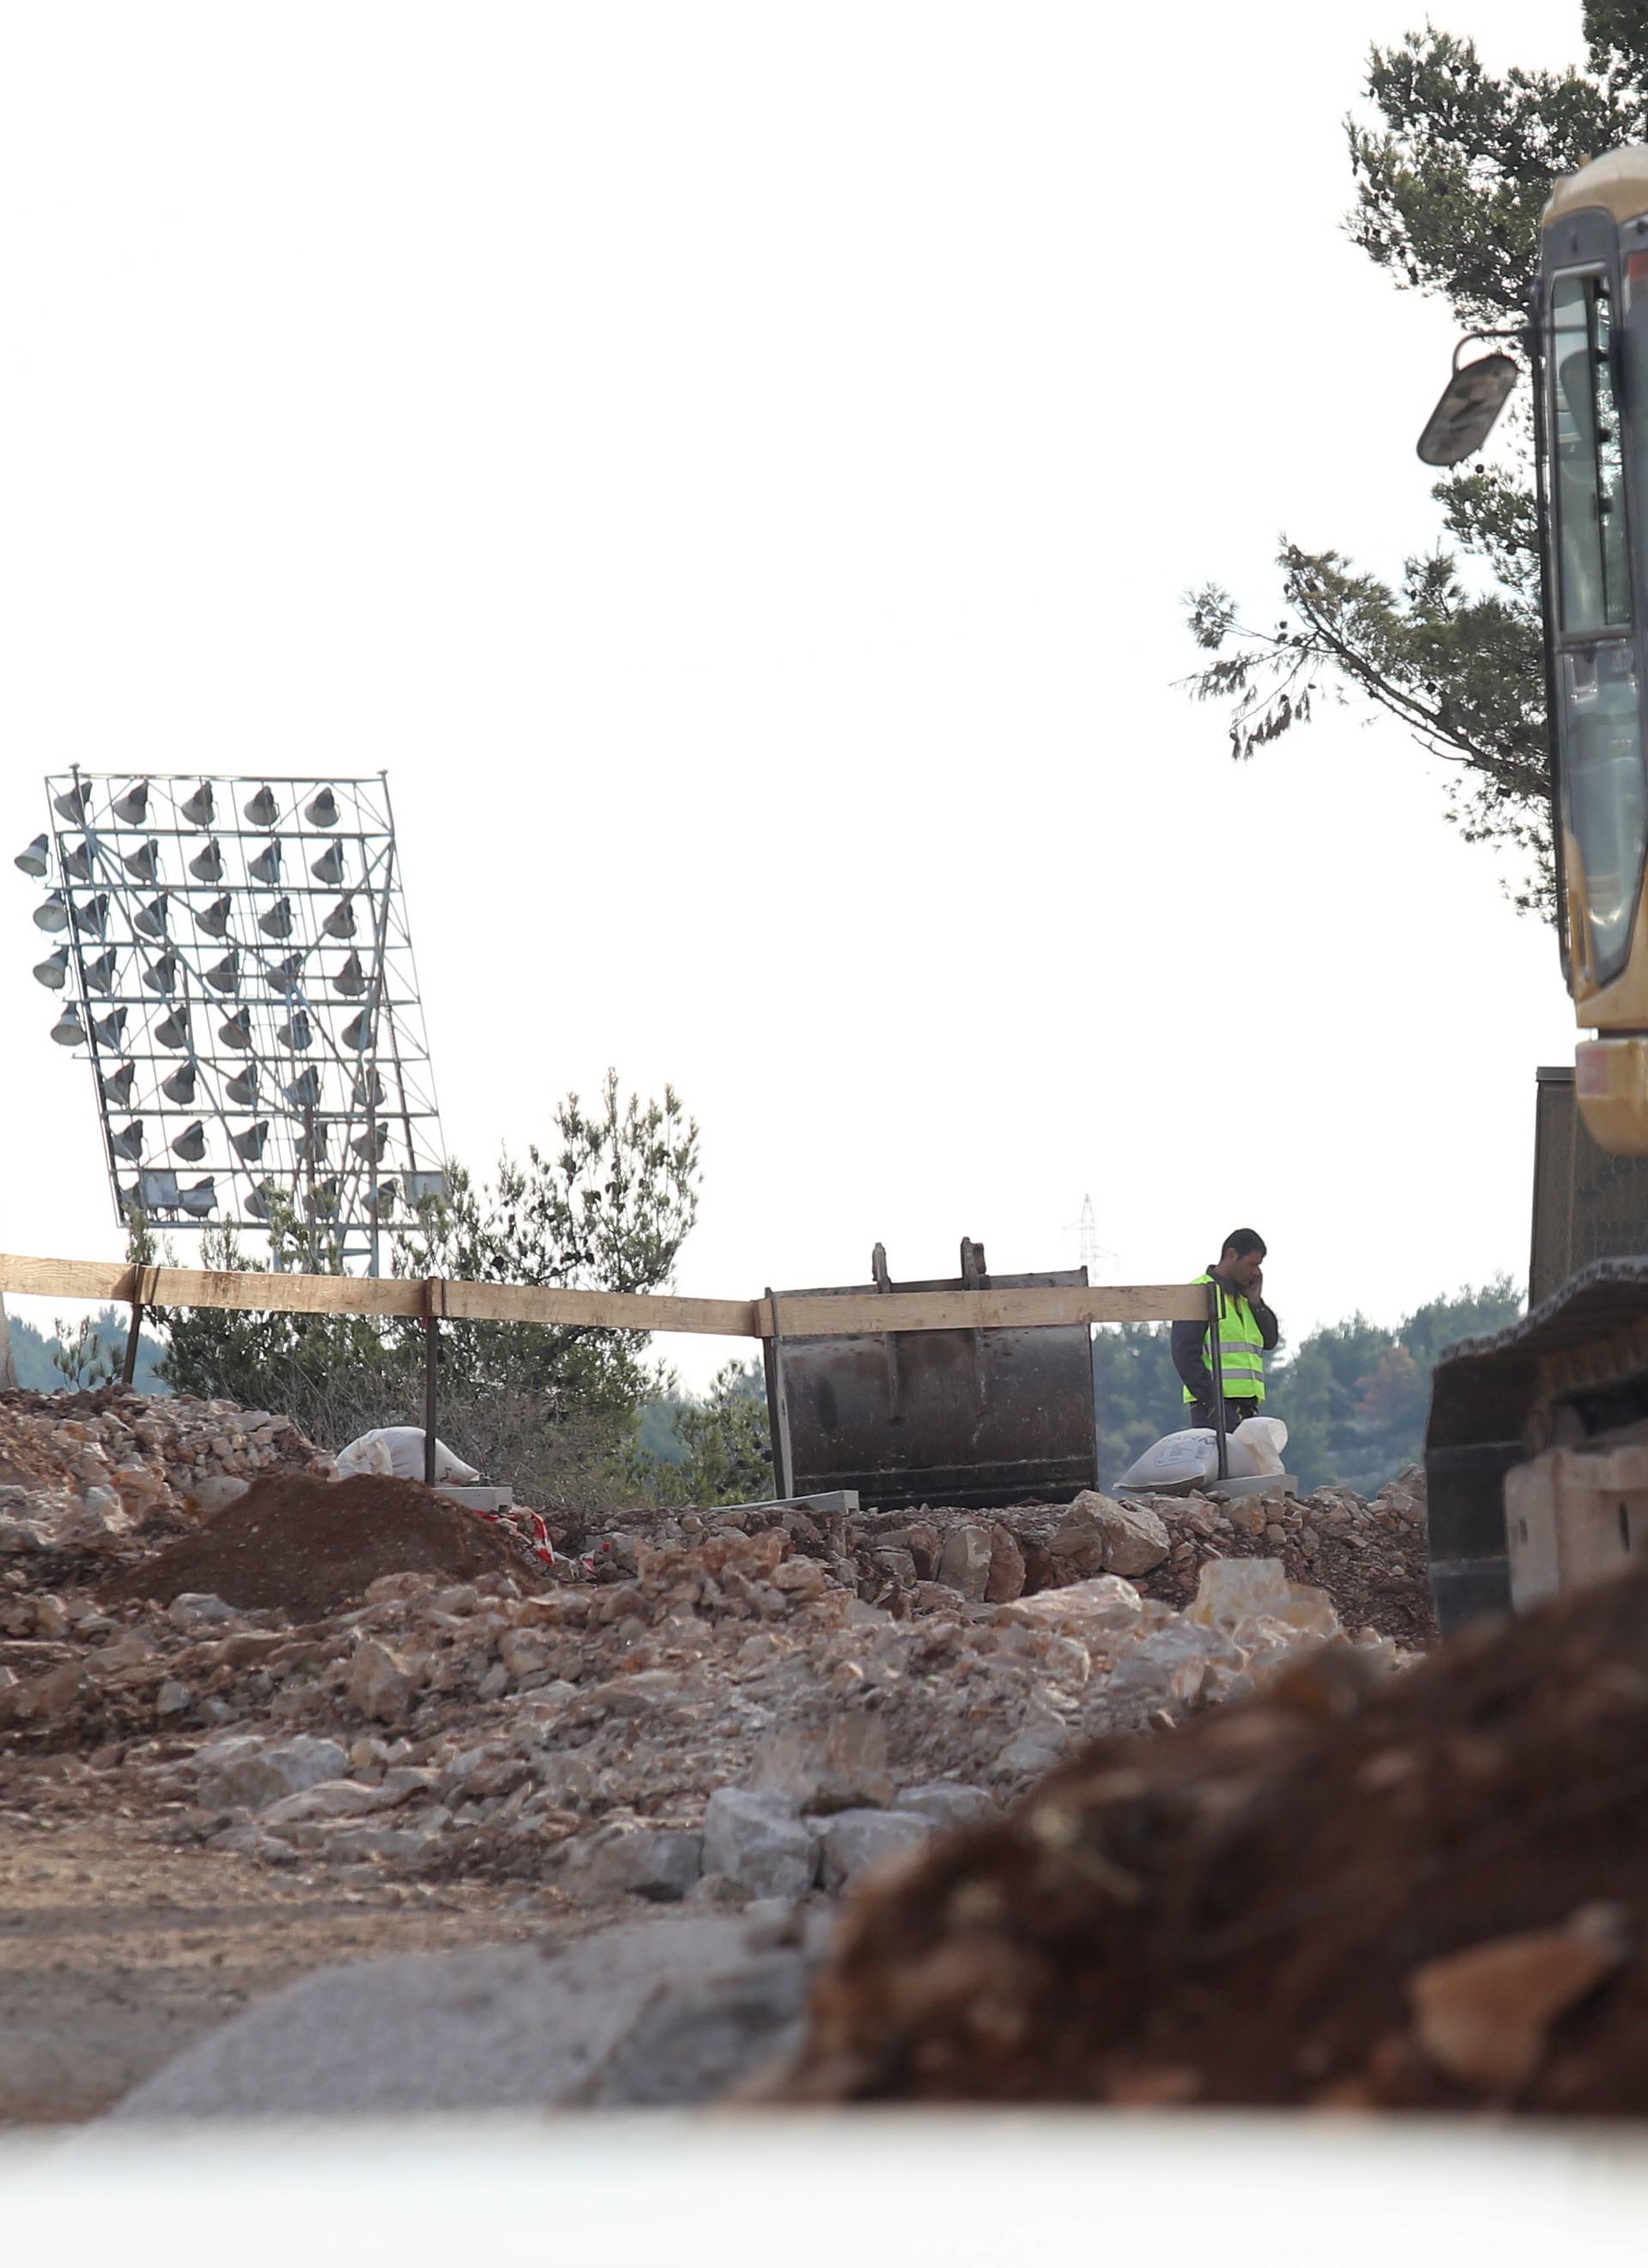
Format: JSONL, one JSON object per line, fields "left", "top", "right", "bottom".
{"left": 1230, "top": 1415, "right": 1288, "bottom": 1475}
{"left": 1117, "top": 1429, "right": 1219, "bottom": 1493}
{"left": 1118, "top": 1414, "right": 1289, "bottom": 1493}
{"left": 335, "top": 1426, "right": 480, "bottom": 1485}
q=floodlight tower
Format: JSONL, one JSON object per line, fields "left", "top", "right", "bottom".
{"left": 17, "top": 771, "right": 448, "bottom": 1273}
{"left": 1066, "top": 1194, "right": 1114, "bottom": 1276}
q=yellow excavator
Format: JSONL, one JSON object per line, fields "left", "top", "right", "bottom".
{"left": 1421, "top": 146, "right": 1648, "bottom": 1628}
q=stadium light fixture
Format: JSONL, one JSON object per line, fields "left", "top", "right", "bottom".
{"left": 19, "top": 771, "right": 446, "bottom": 1270}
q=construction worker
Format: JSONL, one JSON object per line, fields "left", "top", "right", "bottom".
{"left": 1171, "top": 1229, "right": 1278, "bottom": 1431}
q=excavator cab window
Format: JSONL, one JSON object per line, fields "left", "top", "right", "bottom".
{"left": 1551, "top": 273, "right": 1631, "bottom": 631}
{"left": 1548, "top": 268, "right": 1647, "bottom": 988}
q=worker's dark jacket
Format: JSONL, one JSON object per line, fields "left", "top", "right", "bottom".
{"left": 1170, "top": 1263, "right": 1280, "bottom": 1411}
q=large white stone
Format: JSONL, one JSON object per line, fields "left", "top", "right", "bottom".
{"left": 1188, "top": 1557, "right": 1341, "bottom": 1646}
{"left": 1000, "top": 1576, "right": 1145, "bottom": 1634}
{"left": 700, "top": 1787, "right": 819, "bottom": 1899}
{"left": 168, "top": 1593, "right": 239, "bottom": 1631}
{"left": 262, "top": 1779, "right": 381, "bottom": 1826}
{"left": 1090, "top": 1494, "right": 1171, "bottom": 1577}
{"left": 1107, "top": 1619, "right": 1227, "bottom": 1709}
{"left": 895, "top": 1781, "right": 994, "bottom": 1831}
{"left": 347, "top": 1639, "right": 415, "bottom": 1723}
{"left": 936, "top": 1525, "right": 993, "bottom": 1602}
{"left": 1048, "top": 1494, "right": 1170, "bottom": 1581}
{"left": 561, "top": 1819, "right": 704, "bottom": 1902}
{"left": 197, "top": 1733, "right": 349, "bottom": 1811}
{"left": 992, "top": 1723, "right": 1075, "bottom": 1780}
{"left": 815, "top": 1808, "right": 933, "bottom": 1892}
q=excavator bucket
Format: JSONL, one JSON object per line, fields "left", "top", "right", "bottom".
{"left": 764, "top": 1239, "right": 1099, "bottom": 1510}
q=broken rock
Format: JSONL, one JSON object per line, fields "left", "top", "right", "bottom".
{"left": 261, "top": 1779, "right": 382, "bottom": 1827}
{"left": 815, "top": 1808, "right": 934, "bottom": 1892}
{"left": 1092, "top": 1494, "right": 1172, "bottom": 1578}
{"left": 562, "top": 1819, "right": 705, "bottom": 1903}
{"left": 1408, "top": 1911, "right": 1629, "bottom": 2091}
{"left": 197, "top": 1733, "right": 350, "bottom": 1811}
{"left": 896, "top": 1782, "right": 994, "bottom": 1831}
{"left": 347, "top": 1639, "right": 415, "bottom": 1724}
{"left": 985, "top": 1525, "right": 1027, "bottom": 1604}
{"left": 936, "top": 1525, "right": 993, "bottom": 1603}
{"left": 701, "top": 1787, "right": 820, "bottom": 1900}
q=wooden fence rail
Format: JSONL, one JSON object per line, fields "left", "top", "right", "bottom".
{"left": 0, "top": 1254, "right": 1209, "bottom": 1337}
{"left": 0, "top": 1249, "right": 1222, "bottom": 1491}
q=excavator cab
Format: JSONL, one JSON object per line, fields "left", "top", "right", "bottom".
{"left": 1420, "top": 149, "right": 1648, "bottom": 1626}
{"left": 1421, "top": 148, "right": 1648, "bottom": 1152}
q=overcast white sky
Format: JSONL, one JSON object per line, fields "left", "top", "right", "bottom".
{"left": 0, "top": 2, "right": 1593, "bottom": 1388}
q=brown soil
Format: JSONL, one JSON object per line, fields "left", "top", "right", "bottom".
{"left": 103, "top": 1473, "right": 522, "bottom": 1621}
{"left": 778, "top": 1561, "right": 1648, "bottom": 2114}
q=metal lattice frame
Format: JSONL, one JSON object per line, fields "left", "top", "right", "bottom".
{"left": 22, "top": 770, "right": 446, "bottom": 1269}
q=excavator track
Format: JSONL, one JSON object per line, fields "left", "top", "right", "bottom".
{"left": 1427, "top": 1256, "right": 1648, "bottom": 1630}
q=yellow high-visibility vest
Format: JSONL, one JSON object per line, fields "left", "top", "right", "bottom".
{"left": 1184, "top": 1272, "right": 1266, "bottom": 1404}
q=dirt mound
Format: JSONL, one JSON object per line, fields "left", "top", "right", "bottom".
{"left": 775, "top": 1561, "right": 1648, "bottom": 2114}
{"left": 104, "top": 1472, "right": 522, "bottom": 1621}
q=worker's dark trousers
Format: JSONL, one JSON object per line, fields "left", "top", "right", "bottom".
{"left": 1187, "top": 1398, "right": 1258, "bottom": 1433}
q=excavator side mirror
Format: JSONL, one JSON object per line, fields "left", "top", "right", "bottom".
{"left": 1417, "top": 350, "right": 1520, "bottom": 467}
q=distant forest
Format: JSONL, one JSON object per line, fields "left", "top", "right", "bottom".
{"left": 5, "top": 1308, "right": 169, "bottom": 1396}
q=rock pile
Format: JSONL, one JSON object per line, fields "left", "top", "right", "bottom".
{"left": 774, "top": 1556, "right": 1648, "bottom": 2114}
{"left": 0, "top": 1386, "right": 329, "bottom": 1573}
{"left": 1, "top": 1395, "right": 1409, "bottom": 1907}
{"left": 585, "top": 1467, "right": 1437, "bottom": 1651}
